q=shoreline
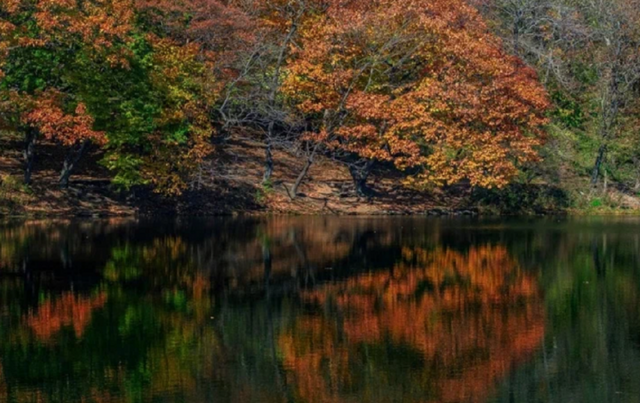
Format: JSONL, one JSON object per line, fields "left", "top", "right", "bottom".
{"left": 8, "top": 208, "right": 640, "bottom": 220}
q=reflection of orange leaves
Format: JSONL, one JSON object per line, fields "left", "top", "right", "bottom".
{"left": 280, "top": 318, "right": 352, "bottom": 403}
{"left": 282, "top": 246, "right": 545, "bottom": 403}
{"left": 26, "top": 292, "right": 107, "bottom": 342}
{"left": 191, "top": 273, "right": 210, "bottom": 299}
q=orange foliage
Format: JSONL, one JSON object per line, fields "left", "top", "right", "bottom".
{"left": 284, "top": 0, "right": 549, "bottom": 189}
{"left": 0, "top": 0, "right": 133, "bottom": 142}
{"left": 280, "top": 245, "right": 545, "bottom": 403}
{"left": 26, "top": 292, "right": 107, "bottom": 343}
{"left": 22, "top": 91, "right": 107, "bottom": 147}
{"left": 2, "top": 0, "right": 134, "bottom": 62}
{"left": 135, "top": 0, "right": 256, "bottom": 67}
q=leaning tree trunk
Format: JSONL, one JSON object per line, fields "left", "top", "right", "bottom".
{"left": 59, "top": 140, "right": 90, "bottom": 188}
{"left": 23, "top": 127, "right": 37, "bottom": 185}
{"left": 289, "top": 143, "right": 321, "bottom": 200}
{"left": 291, "top": 158, "right": 313, "bottom": 199}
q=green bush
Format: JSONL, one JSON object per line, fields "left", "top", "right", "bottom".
{"left": 590, "top": 198, "right": 603, "bottom": 208}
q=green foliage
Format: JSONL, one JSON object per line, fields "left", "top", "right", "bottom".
{"left": 104, "top": 246, "right": 143, "bottom": 281}
{"left": 590, "top": 198, "right": 603, "bottom": 208}
{"left": 262, "top": 179, "right": 274, "bottom": 192}
{"left": 104, "top": 154, "right": 147, "bottom": 191}
{"left": 255, "top": 184, "right": 273, "bottom": 205}
{"left": 2, "top": 0, "right": 640, "bottom": 213}
{"left": 0, "top": 174, "right": 32, "bottom": 215}
{"left": 551, "top": 91, "right": 585, "bottom": 129}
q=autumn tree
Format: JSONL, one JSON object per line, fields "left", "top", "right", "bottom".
{"left": 206, "top": 0, "right": 321, "bottom": 186}
{"left": 475, "top": 0, "right": 640, "bottom": 191}
{"left": 136, "top": 0, "right": 324, "bottom": 189}
{"left": 0, "top": 0, "right": 135, "bottom": 186}
{"left": 245, "top": 0, "right": 312, "bottom": 186}
{"left": 0, "top": 0, "right": 220, "bottom": 193}
{"left": 282, "top": 0, "right": 549, "bottom": 196}
{"left": 99, "top": 36, "right": 218, "bottom": 195}
{"left": 579, "top": 0, "right": 640, "bottom": 186}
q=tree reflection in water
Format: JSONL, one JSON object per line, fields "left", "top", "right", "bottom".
{"left": 0, "top": 218, "right": 639, "bottom": 402}
{"left": 26, "top": 292, "right": 108, "bottom": 343}
{"left": 281, "top": 246, "right": 545, "bottom": 403}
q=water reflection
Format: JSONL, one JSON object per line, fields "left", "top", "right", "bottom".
{"left": 282, "top": 246, "right": 544, "bottom": 403}
{"left": 0, "top": 217, "right": 639, "bottom": 402}
{"left": 26, "top": 292, "right": 108, "bottom": 343}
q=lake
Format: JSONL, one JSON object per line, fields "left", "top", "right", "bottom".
{"left": 1, "top": 217, "right": 640, "bottom": 403}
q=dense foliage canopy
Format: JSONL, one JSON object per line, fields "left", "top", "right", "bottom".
{"left": 2, "top": 0, "right": 635, "bottom": 204}
{"left": 0, "top": 0, "right": 554, "bottom": 196}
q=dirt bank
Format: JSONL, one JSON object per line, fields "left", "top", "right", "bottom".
{"left": 1, "top": 135, "right": 472, "bottom": 217}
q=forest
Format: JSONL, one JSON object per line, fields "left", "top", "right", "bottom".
{"left": 1, "top": 0, "right": 639, "bottom": 215}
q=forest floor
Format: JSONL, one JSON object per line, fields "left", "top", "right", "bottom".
{"left": 2, "top": 134, "right": 640, "bottom": 217}
{"left": 0, "top": 134, "right": 473, "bottom": 217}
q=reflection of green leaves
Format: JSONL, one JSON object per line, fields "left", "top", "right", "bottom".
{"left": 3, "top": 218, "right": 640, "bottom": 403}
{"left": 164, "top": 290, "right": 187, "bottom": 310}
{"left": 545, "top": 254, "right": 598, "bottom": 325}
{"left": 104, "top": 246, "right": 142, "bottom": 282}
{"left": 496, "top": 238, "right": 640, "bottom": 403}
{"left": 124, "top": 361, "right": 153, "bottom": 403}
{"left": 118, "top": 306, "right": 140, "bottom": 336}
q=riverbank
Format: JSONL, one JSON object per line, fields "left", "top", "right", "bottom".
{"left": 2, "top": 135, "right": 639, "bottom": 218}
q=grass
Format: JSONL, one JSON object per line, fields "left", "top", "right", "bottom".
{"left": 0, "top": 174, "right": 33, "bottom": 215}
{"left": 254, "top": 179, "right": 275, "bottom": 205}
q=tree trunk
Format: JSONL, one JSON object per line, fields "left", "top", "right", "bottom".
{"left": 513, "top": 12, "right": 521, "bottom": 57}
{"left": 591, "top": 144, "right": 607, "bottom": 185}
{"left": 349, "top": 160, "right": 374, "bottom": 197}
{"left": 262, "top": 139, "right": 274, "bottom": 185}
{"left": 59, "top": 140, "right": 90, "bottom": 188}
{"left": 261, "top": 21, "right": 298, "bottom": 187}
{"left": 291, "top": 158, "right": 313, "bottom": 199}
{"left": 23, "top": 128, "right": 37, "bottom": 185}
{"left": 290, "top": 143, "right": 321, "bottom": 200}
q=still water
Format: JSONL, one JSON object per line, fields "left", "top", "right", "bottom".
{"left": 0, "top": 217, "right": 640, "bottom": 403}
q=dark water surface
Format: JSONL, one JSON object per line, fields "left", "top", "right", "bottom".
{"left": 1, "top": 217, "right": 640, "bottom": 403}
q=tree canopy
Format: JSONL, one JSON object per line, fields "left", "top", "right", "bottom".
{"left": 11, "top": 0, "right": 627, "bottom": 200}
